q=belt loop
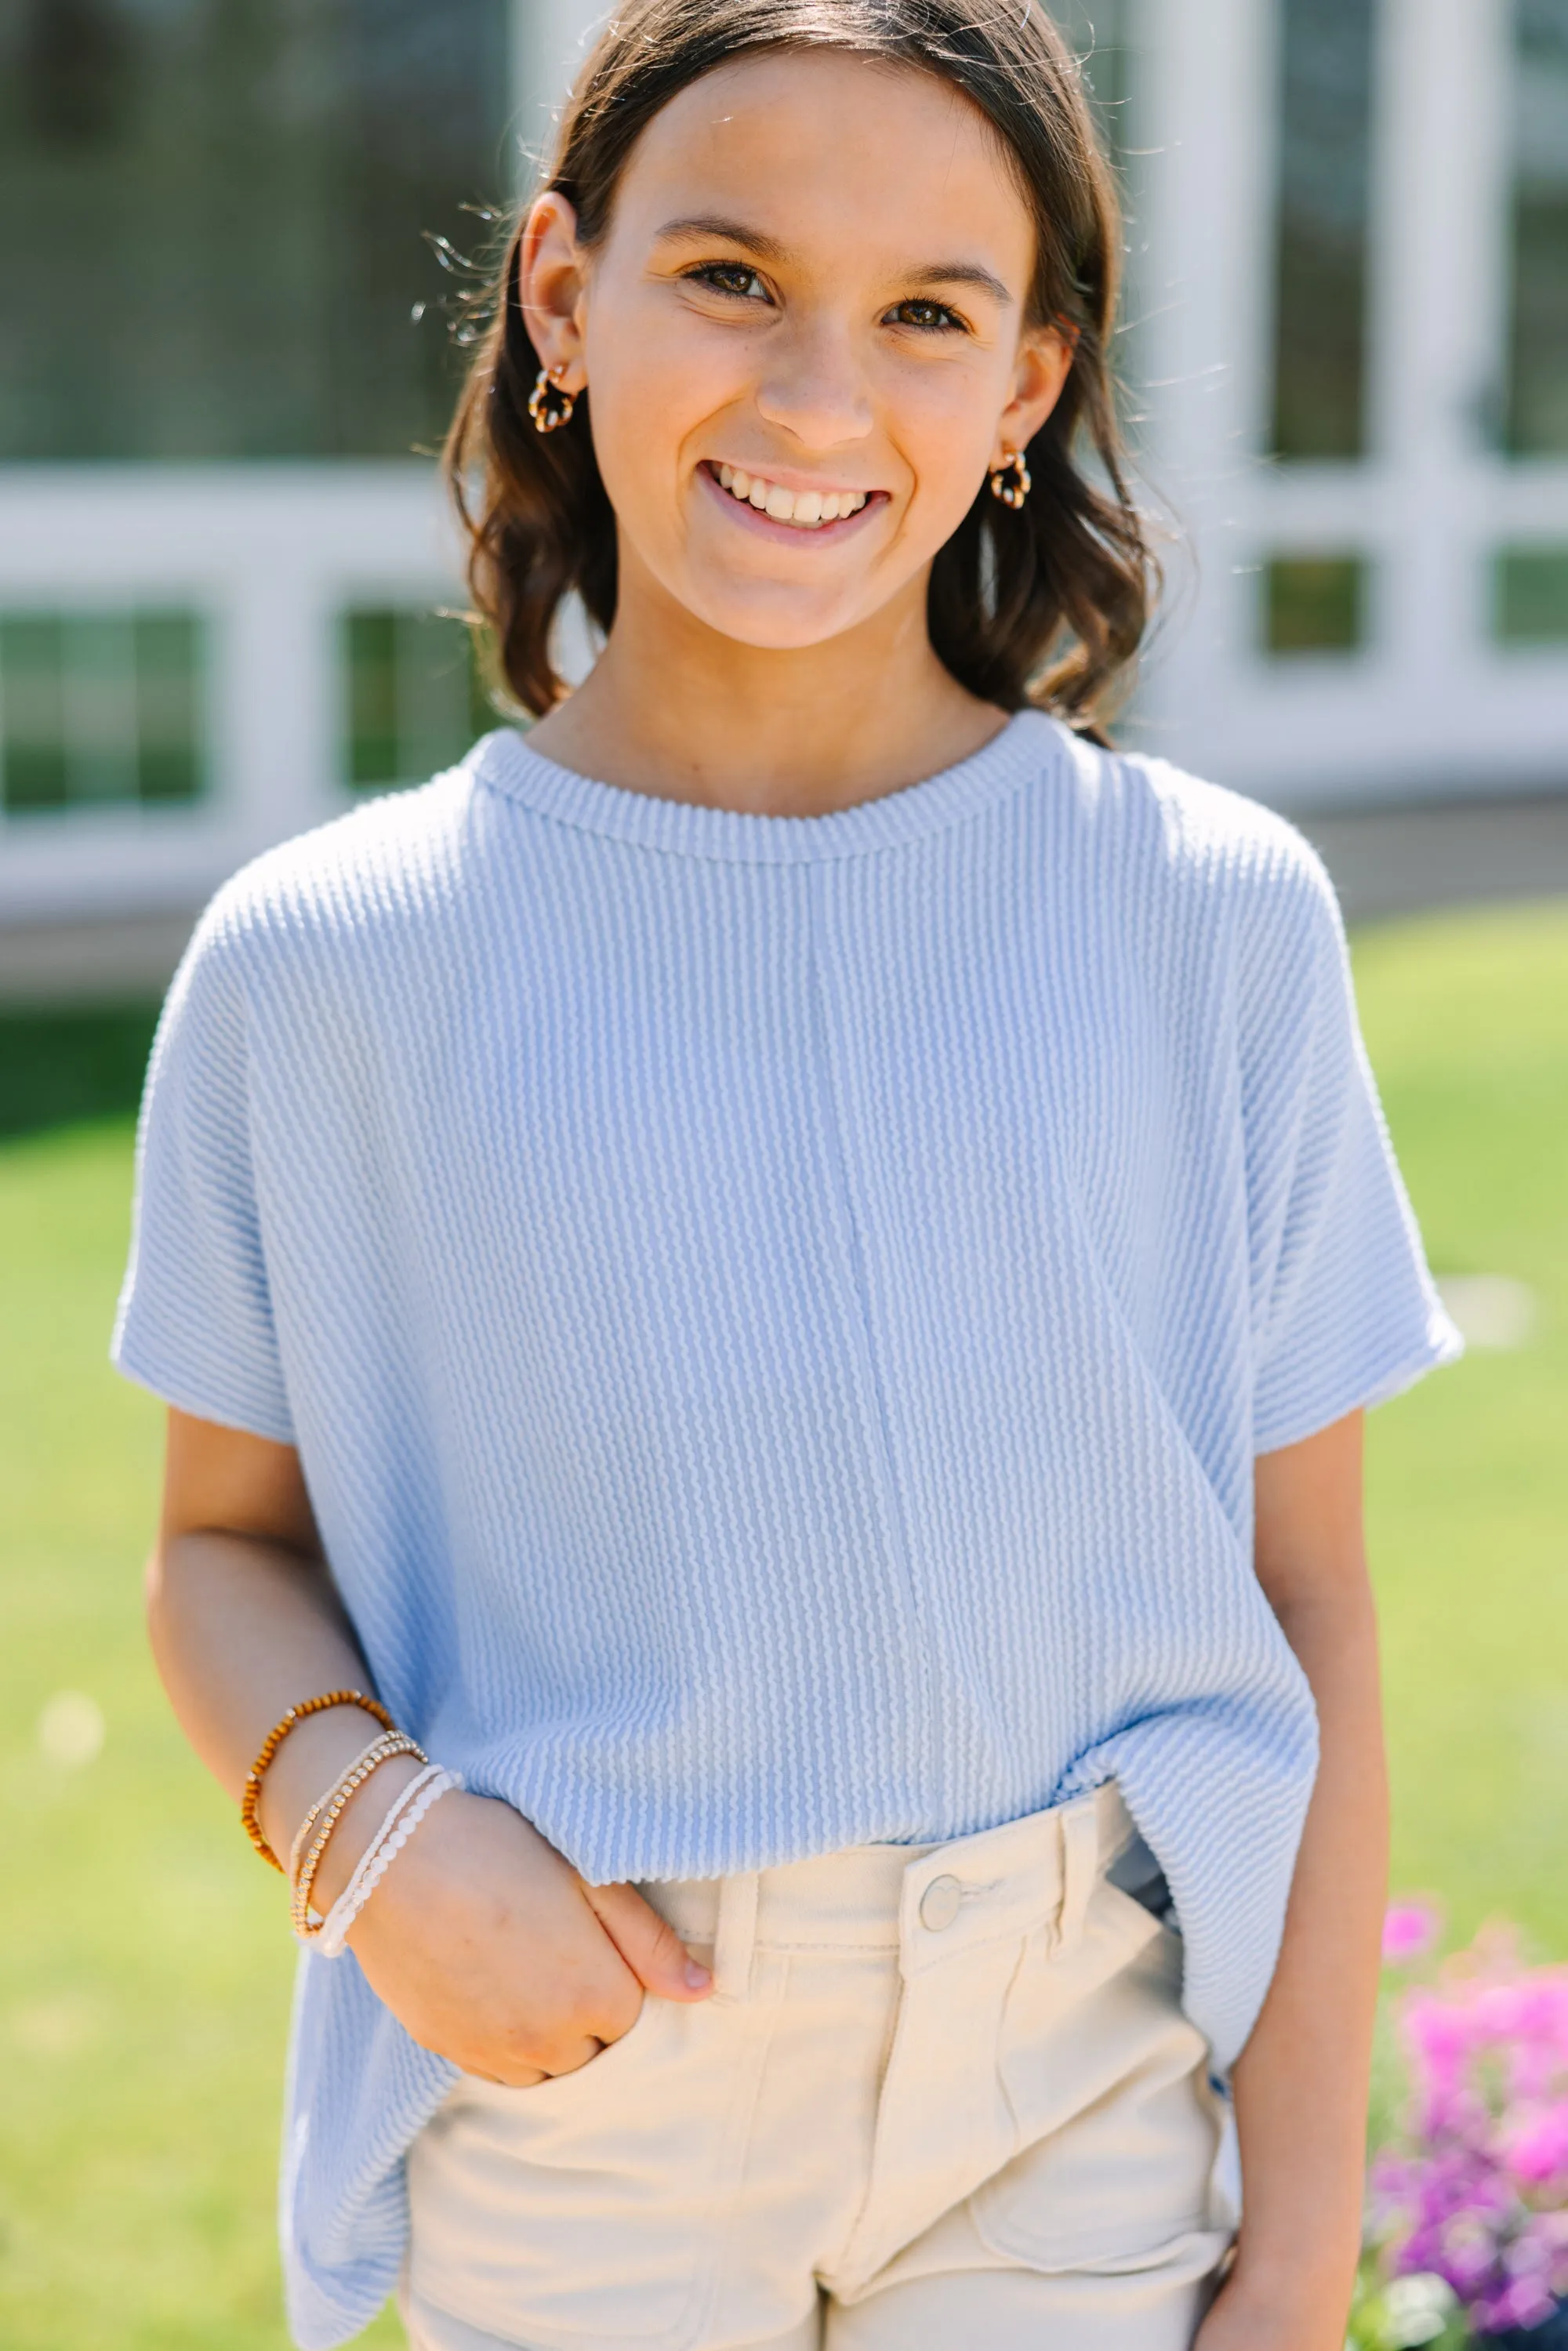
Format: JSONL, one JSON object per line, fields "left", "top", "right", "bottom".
{"left": 712, "top": 1869, "right": 760, "bottom": 2003}
{"left": 1057, "top": 1802, "right": 1099, "bottom": 1954}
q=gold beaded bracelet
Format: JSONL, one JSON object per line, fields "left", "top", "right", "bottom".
{"left": 288, "top": 1733, "right": 399, "bottom": 1885}
{"left": 290, "top": 1732, "right": 428, "bottom": 1941}
{"left": 241, "top": 1690, "right": 396, "bottom": 1872}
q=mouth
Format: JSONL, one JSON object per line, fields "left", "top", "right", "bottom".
{"left": 701, "top": 460, "right": 884, "bottom": 536}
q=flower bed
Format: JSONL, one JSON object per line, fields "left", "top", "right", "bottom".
{"left": 1348, "top": 1907, "right": 1568, "bottom": 2347}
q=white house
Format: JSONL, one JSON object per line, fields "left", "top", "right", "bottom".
{"left": 1, "top": 0, "right": 1564, "bottom": 955}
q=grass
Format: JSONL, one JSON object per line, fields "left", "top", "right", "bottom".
{"left": 0, "top": 900, "right": 1565, "bottom": 2349}
{"left": 1356, "top": 903, "right": 1568, "bottom": 1950}
{"left": 0, "top": 1003, "right": 162, "bottom": 1144}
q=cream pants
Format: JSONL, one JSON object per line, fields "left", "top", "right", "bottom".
{"left": 401, "top": 1785, "right": 1239, "bottom": 2351}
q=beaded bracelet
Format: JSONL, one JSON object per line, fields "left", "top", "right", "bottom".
{"left": 287, "top": 1732, "right": 398, "bottom": 1886}
{"left": 289, "top": 1732, "right": 427, "bottom": 1939}
{"left": 314, "top": 1764, "right": 463, "bottom": 1957}
{"left": 241, "top": 1690, "right": 396, "bottom": 1872}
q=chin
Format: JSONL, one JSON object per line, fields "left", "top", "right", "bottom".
{"left": 681, "top": 575, "right": 878, "bottom": 654}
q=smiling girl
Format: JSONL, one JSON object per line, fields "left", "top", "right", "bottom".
{"left": 114, "top": 6, "right": 1459, "bottom": 2350}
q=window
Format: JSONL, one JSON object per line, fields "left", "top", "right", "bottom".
{"left": 0, "top": 611, "right": 206, "bottom": 815}
{"left": 1050, "top": 2, "right": 1133, "bottom": 166}
{"left": 343, "top": 608, "right": 493, "bottom": 791}
{"left": 1269, "top": 0, "right": 1379, "bottom": 460}
{"left": 1506, "top": 0, "right": 1568, "bottom": 454}
{"left": 1261, "top": 556, "right": 1369, "bottom": 655}
{"left": 1039, "top": 3, "right": 1140, "bottom": 412}
{"left": 0, "top": 0, "right": 511, "bottom": 461}
{"left": 1494, "top": 546, "right": 1568, "bottom": 641}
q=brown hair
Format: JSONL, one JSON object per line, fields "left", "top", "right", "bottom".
{"left": 444, "top": 0, "right": 1153, "bottom": 732}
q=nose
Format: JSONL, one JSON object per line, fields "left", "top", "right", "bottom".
{"left": 753, "top": 315, "right": 875, "bottom": 452}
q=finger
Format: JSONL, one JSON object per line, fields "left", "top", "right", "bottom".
{"left": 448, "top": 2021, "right": 606, "bottom": 2087}
{"left": 483, "top": 2030, "right": 621, "bottom": 2089}
{"left": 581, "top": 1880, "right": 713, "bottom": 1999}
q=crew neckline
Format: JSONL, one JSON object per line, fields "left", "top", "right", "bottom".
{"left": 470, "top": 708, "right": 1066, "bottom": 865}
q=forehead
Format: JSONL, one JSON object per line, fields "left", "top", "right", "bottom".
{"left": 609, "top": 46, "right": 1034, "bottom": 270}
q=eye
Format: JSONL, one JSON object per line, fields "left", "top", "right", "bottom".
{"left": 684, "top": 262, "right": 771, "bottom": 304}
{"left": 886, "top": 297, "right": 967, "bottom": 334}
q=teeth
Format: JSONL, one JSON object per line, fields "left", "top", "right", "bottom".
{"left": 713, "top": 466, "right": 867, "bottom": 528}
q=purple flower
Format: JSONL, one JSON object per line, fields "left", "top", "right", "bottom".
{"left": 1386, "top": 1903, "right": 1443, "bottom": 1965}
{"left": 1503, "top": 2105, "right": 1568, "bottom": 2190}
{"left": 1369, "top": 1931, "right": 1568, "bottom": 2338}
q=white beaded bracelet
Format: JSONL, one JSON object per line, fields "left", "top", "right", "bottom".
{"left": 310, "top": 1763, "right": 463, "bottom": 1958}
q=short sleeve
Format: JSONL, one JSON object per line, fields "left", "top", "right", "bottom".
{"left": 1239, "top": 836, "right": 1461, "bottom": 1455}
{"left": 112, "top": 906, "right": 296, "bottom": 1444}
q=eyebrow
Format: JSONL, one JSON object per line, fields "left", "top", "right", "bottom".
{"left": 898, "top": 260, "right": 1014, "bottom": 306}
{"left": 655, "top": 215, "right": 790, "bottom": 261}
{"left": 653, "top": 215, "right": 1015, "bottom": 307}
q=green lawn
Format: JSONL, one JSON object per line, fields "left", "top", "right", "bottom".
{"left": 1, "top": 900, "right": 1565, "bottom": 2350}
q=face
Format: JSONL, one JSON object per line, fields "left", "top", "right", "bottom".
{"left": 519, "top": 48, "right": 1074, "bottom": 655}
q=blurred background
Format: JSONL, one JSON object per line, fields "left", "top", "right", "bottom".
{"left": 0, "top": 3, "right": 1565, "bottom": 2348}
{"left": 4, "top": 0, "right": 1568, "bottom": 985}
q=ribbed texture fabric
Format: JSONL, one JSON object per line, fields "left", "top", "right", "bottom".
{"left": 114, "top": 712, "right": 1459, "bottom": 2348}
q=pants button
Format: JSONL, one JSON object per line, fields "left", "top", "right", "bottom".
{"left": 919, "top": 1874, "right": 963, "bottom": 1932}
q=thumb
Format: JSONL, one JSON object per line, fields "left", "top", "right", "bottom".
{"left": 580, "top": 1879, "right": 713, "bottom": 2001}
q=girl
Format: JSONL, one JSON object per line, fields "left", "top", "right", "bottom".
{"left": 114, "top": 5, "right": 1460, "bottom": 2349}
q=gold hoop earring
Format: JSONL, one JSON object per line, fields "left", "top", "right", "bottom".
{"left": 528, "top": 365, "right": 578, "bottom": 434}
{"left": 989, "top": 448, "right": 1031, "bottom": 509}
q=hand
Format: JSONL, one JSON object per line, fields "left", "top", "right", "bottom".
{"left": 315, "top": 1774, "right": 713, "bottom": 2085}
{"left": 1193, "top": 2260, "right": 1354, "bottom": 2351}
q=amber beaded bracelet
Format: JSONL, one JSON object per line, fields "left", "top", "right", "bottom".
{"left": 240, "top": 1689, "right": 396, "bottom": 1872}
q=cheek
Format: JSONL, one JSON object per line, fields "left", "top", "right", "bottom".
{"left": 881, "top": 356, "right": 1004, "bottom": 520}
{"left": 583, "top": 300, "right": 746, "bottom": 524}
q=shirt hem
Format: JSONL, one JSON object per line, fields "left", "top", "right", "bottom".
{"left": 110, "top": 1336, "right": 297, "bottom": 1449}
{"left": 1251, "top": 1319, "right": 1464, "bottom": 1458}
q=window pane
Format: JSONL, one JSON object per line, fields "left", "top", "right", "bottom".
{"left": 1270, "top": 0, "right": 1378, "bottom": 460}
{"left": 346, "top": 611, "right": 401, "bottom": 789}
{"left": 67, "top": 615, "right": 140, "bottom": 805}
{"left": 1047, "top": 2, "right": 1132, "bottom": 165}
{"left": 135, "top": 614, "right": 205, "bottom": 802}
{"left": 1506, "top": 0, "right": 1568, "bottom": 454}
{"left": 344, "top": 608, "right": 490, "bottom": 790}
{"left": 0, "top": 1, "right": 511, "bottom": 460}
{"left": 0, "top": 610, "right": 206, "bottom": 812}
{"left": 1261, "top": 555, "right": 1369, "bottom": 654}
{"left": 0, "top": 617, "right": 70, "bottom": 812}
{"left": 1494, "top": 546, "right": 1568, "bottom": 640}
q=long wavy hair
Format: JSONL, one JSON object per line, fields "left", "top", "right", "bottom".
{"left": 444, "top": 0, "right": 1154, "bottom": 734}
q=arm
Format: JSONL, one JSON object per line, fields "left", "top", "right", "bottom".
{"left": 1196, "top": 1408, "right": 1386, "bottom": 2351}
{"left": 150, "top": 1407, "right": 712, "bottom": 2081}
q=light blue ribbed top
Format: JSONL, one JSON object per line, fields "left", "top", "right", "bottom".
{"left": 114, "top": 712, "right": 1458, "bottom": 2347}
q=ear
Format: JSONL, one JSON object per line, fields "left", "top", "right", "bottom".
{"left": 990, "top": 321, "right": 1076, "bottom": 472}
{"left": 516, "top": 191, "right": 591, "bottom": 389}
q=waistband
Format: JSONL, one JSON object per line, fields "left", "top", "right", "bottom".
{"left": 641, "top": 1783, "right": 1138, "bottom": 1999}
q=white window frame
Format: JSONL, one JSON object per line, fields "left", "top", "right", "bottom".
{"left": 1130, "top": 0, "right": 1568, "bottom": 807}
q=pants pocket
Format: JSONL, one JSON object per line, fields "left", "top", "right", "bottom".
{"left": 406, "top": 1991, "right": 757, "bottom": 2351}
{"left": 970, "top": 1886, "right": 1222, "bottom": 2272}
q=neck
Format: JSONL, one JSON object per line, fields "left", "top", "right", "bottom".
{"left": 524, "top": 550, "right": 1008, "bottom": 820}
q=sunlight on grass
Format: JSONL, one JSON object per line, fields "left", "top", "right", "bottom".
{"left": 0, "top": 1124, "right": 400, "bottom": 2350}
{"left": 0, "top": 898, "right": 1563, "bottom": 2346}
{"left": 1355, "top": 901, "right": 1568, "bottom": 1955}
